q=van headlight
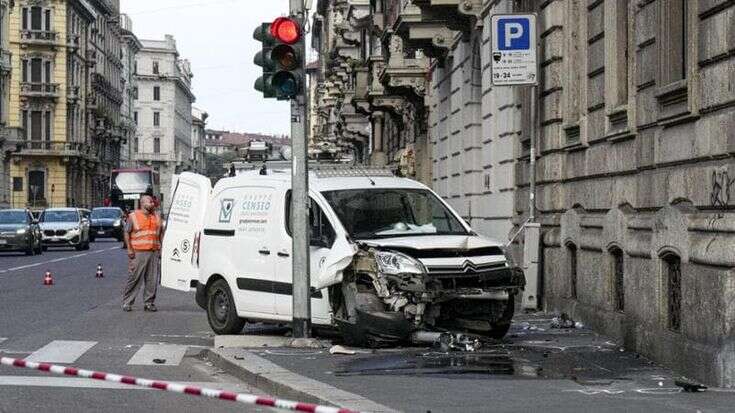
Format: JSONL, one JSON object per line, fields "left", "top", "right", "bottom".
{"left": 16, "top": 228, "right": 27, "bottom": 235}
{"left": 374, "top": 250, "right": 426, "bottom": 275}
{"left": 503, "top": 247, "right": 517, "bottom": 268}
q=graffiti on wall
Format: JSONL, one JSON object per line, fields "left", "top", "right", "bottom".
{"left": 710, "top": 170, "right": 735, "bottom": 209}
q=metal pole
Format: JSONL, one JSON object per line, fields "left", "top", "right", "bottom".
{"left": 529, "top": 84, "right": 536, "bottom": 222}
{"left": 290, "top": 0, "right": 311, "bottom": 339}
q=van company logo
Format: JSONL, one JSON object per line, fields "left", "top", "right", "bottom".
{"left": 219, "top": 198, "right": 236, "bottom": 223}
{"left": 171, "top": 248, "right": 181, "bottom": 262}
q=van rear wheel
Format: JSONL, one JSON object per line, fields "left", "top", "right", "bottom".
{"left": 206, "top": 279, "right": 245, "bottom": 335}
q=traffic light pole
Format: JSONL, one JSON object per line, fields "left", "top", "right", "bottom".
{"left": 289, "top": 0, "right": 311, "bottom": 339}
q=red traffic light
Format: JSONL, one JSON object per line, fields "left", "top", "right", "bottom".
{"left": 270, "top": 17, "right": 300, "bottom": 45}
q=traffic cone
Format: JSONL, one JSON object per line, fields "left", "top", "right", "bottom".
{"left": 43, "top": 271, "right": 54, "bottom": 286}
{"left": 95, "top": 264, "right": 104, "bottom": 279}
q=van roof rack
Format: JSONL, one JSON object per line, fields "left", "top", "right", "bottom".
{"left": 230, "top": 161, "right": 396, "bottom": 178}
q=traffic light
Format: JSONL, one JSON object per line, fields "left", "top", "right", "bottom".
{"left": 253, "top": 17, "right": 304, "bottom": 100}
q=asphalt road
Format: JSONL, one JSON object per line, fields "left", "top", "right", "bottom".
{"left": 0, "top": 240, "right": 268, "bottom": 413}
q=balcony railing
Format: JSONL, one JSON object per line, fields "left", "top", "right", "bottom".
{"left": 0, "top": 50, "right": 11, "bottom": 73}
{"left": 10, "top": 140, "right": 88, "bottom": 157}
{"left": 136, "top": 152, "right": 176, "bottom": 162}
{"left": 67, "top": 85, "right": 81, "bottom": 101}
{"left": 20, "top": 82, "right": 60, "bottom": 98}
{"left": 20, "top": 30, "right": 58, "bottom": 44}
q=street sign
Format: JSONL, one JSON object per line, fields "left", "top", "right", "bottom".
{"left": 491, "top": 14, "right": 537, "bottom": 86}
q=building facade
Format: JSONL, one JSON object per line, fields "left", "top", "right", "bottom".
{"left": 5, "top": 0, "right": 98, "bottom": 209}
{"left": 0, "top": 0, "right": 15, "bottom": 208}
{"left": 191, "top": 106, "right": 207, "bottom": 173}
{"left": 86, "top": 0, "right": 124, "bottom": 207}
{"left": 309, "top": 0, "right": 735, "bottom": 387}
{"left": 134, "top": 35, "right": 195, "bottom": 211}
{"left": 119, "top": 13, "right": 140, "bottom": 168}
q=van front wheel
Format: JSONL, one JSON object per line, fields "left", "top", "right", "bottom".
{"left": 206, "top": 279, "right": 245, "bottom": 335}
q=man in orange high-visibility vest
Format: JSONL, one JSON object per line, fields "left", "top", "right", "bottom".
{"left": 122, "top": 195, "right": 162, "bottom": 312}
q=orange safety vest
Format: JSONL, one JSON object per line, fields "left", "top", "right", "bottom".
{"left": 129, "top": 210, "right": 161, "bottom": 251}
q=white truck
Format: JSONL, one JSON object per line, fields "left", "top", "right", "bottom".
{"left": 161, "top": 166, "right": 524, "bottom": 347}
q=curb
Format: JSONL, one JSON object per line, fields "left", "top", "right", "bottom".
{"left": 206, "top": 347, "right": 399, "bottom": 413}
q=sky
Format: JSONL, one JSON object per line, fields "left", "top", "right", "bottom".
{"left": 121, "top": 0, "right": 309, "bottom": 136}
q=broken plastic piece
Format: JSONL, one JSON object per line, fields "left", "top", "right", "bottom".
{"left": 329, "top": 345, "right": 357, "bottom": 355}
{"left": 551, "top": 313, "right": 576, "bottom": 329}
{"left": 152, "top": 358, "right": 166, "bottom": 364}
{"left": 675, "top": 379, "right": 707, "bottom": 392}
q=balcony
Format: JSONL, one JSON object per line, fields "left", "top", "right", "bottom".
{"left": 411, "top": 0, "right": 483, "bottom": 31}
{"left": 67, "top": 34, "right": 81, "bottom": 50}
{"left": 0, "top": 50, "right": 11, "bottom": 74}
{"left": 86, "top": 50, "right": 97, "bottom": 67}
{"left": 67, "top": 85, "right": 81, "bottom": 102}
{"left": 20, "top": 82, "right": 60, "bottom": 99}
{"left": 136, "top": 152, "right": 176, "bottom": 163}
{"left": 393, "top": 2, "right": 457, "bottom": 60}
{"left": 9, "top": 140, "right": 87, "bottom": 158}
{"left": 379, "top": 35, "right": 428, "bottom": 102}
{"left": 20, "top": 30, "right": 58, "bottom": 45}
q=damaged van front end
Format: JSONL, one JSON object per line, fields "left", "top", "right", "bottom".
{"left": 324, "top": 241, "right": 525, "bottom": 347}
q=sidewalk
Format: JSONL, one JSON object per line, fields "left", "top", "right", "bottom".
{"left": 206, "top": 314, "right": 735, "bottom": 413}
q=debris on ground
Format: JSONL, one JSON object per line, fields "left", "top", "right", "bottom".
{"left": 329, "top": 345, "right": 357, "bottom": 355}
{"left": 152, "top": 358, "right": 166, "bottom": 364}
{"left": 675, "top": 378, "right": 707, "bottom": 392}
{"left": 551, "top": 313, "right": 577, "bottom": 329}
{"left": 409, "top": 331, "right": 484, "bottom": 352}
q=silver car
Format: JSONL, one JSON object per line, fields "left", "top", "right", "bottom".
{"left": 0, "top": 209, "right": 43, "bottom": 255}
{"left": 39, "top": 208, "right": 91, "bottom": 251}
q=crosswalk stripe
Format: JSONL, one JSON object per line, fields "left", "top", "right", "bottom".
{"left": 127, "top": 344, "right": 188, "bottom": 366}
{"left": 25, "top": 340, "right": 97, "bottom": 364}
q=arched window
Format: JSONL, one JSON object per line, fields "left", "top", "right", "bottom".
{"left": 610, "top": 247, "right": 624, "bottom": 312}
{"left": 567, "top": 242, "right": 578, "bottom": 299}
{"left": 662, "top": 253, "right": 682, "bottom": 332}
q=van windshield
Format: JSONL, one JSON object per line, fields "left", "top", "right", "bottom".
{"left": 321, "top": 188, "right": 470, "bottom": 239}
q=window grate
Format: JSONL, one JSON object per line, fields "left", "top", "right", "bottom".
{"left": 568, "top": 243, "right": 578, "bottom": 299}
{"left": 611, "top": 248, "right": 625, "bottom": 312}
{"left": 664, "top": 254, "right": 682, "bottom": 331}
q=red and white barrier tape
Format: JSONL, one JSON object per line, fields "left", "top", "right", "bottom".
{"left": 0, "top": 356, "right": 359, "bottom": 413}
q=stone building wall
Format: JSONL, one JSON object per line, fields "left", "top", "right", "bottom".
{"left": 519, "top": 0, "right": 735, "bottom": 387}
{"left": 429, "top": 0, "right": 520, "bottom": 243}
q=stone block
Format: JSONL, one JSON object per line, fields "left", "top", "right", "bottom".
{"left": 699, "top": 57, "right": 735, "bottom": 112}
{"left": 698, "top": 6, "right": 732, "bottom": 63}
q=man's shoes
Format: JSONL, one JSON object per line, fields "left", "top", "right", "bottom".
{"left": 144, "top": 304, "right": 157, "bottom": 312}
{"left": 122, "top": 305, "right": 132, "bottom": 312}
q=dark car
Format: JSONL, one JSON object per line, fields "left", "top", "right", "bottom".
{"left": 0, "top": 209, "right": 43, "bottom": 255}
{"left": 90, "top": 207, "right": 124, "bottom": 242}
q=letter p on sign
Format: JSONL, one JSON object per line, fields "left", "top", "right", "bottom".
{"left": 497, "top": 18, "right": 530, "bottom": 50}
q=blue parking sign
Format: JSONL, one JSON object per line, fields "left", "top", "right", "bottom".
{"left": 491, "top": 14, "right": 537, "bottom": 86}
{"left": 497, "top": 17, "right": 530, "bottom": 51}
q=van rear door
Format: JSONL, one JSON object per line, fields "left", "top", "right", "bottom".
{"left": 161, "top": 172, "right": 211, "bottom": 291}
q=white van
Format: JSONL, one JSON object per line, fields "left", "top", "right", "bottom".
{"left": 161, "top": 166, "right": 524, "bottom": 347}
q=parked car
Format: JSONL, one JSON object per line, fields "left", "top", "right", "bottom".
{"left": 0, "top": 209, "right": 43, "bottom": 255}
{"left": 39, "top": 208, "right": 90, "bottom": 251}
{"left": 161, "top": 169, "right": 525, "bottom": 346}
{"left": 90, "top": 207, "right": 124, "bottom": 242}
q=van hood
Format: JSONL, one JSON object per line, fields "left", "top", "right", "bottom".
{"left": 357, "top": 235, "right": 504, "bottom": 251}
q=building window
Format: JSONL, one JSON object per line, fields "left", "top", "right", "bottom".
{"left": 658, "top": 0, "right": 687, "bottom": 86}
{"left": 152, "top": 61, "right": 159, "bottom": 74}
{"left": 28, "top": 170, "right": 45, "bottom": 203}
{"left": 153, "top": 137, "right": 160, "bottom": 153}
{"left": 567, "top": 243, "right": 578, "bottom": 299}
{"left": 153, "top": 86, "right": 160, "bottom": 101}
{"left": 133, "top": 111, "right": 138, "bottom": 124}
{"left": 134, "top": 137, "right": 139, "bottom": 153}
{"left": 610, "top": 247, "right": 624, "bottom": 312}
{"left": 663, "top": 253, "right": 682, "bottom": 332}
{"left": 133, "top": 87, "right": 138, "bottom": 100}
{"left": 22, "top": 6, "right": 51, "bottom": 31}
{"left": 153, "top": 111, "right": 160, "bottom": 127}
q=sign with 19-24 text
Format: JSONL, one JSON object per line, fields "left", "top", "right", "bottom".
{"left": 491, "top": 14, "right": 537, "bottom": 86}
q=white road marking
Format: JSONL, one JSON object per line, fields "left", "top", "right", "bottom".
{"left": 0, "top": 247, "right": 119, "bottom": 275}
{"left": 25, "top": 340, "right": 97, "bottom": 364}
{"left": 0, "top": 376, "right": 250, "bottom": 392}
{"left": 127, "top": 344, "right": 188, "bottom": 366}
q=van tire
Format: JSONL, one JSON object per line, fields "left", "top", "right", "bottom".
{"left": 206, "top": 279, "right": 245, "bottom": 335}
